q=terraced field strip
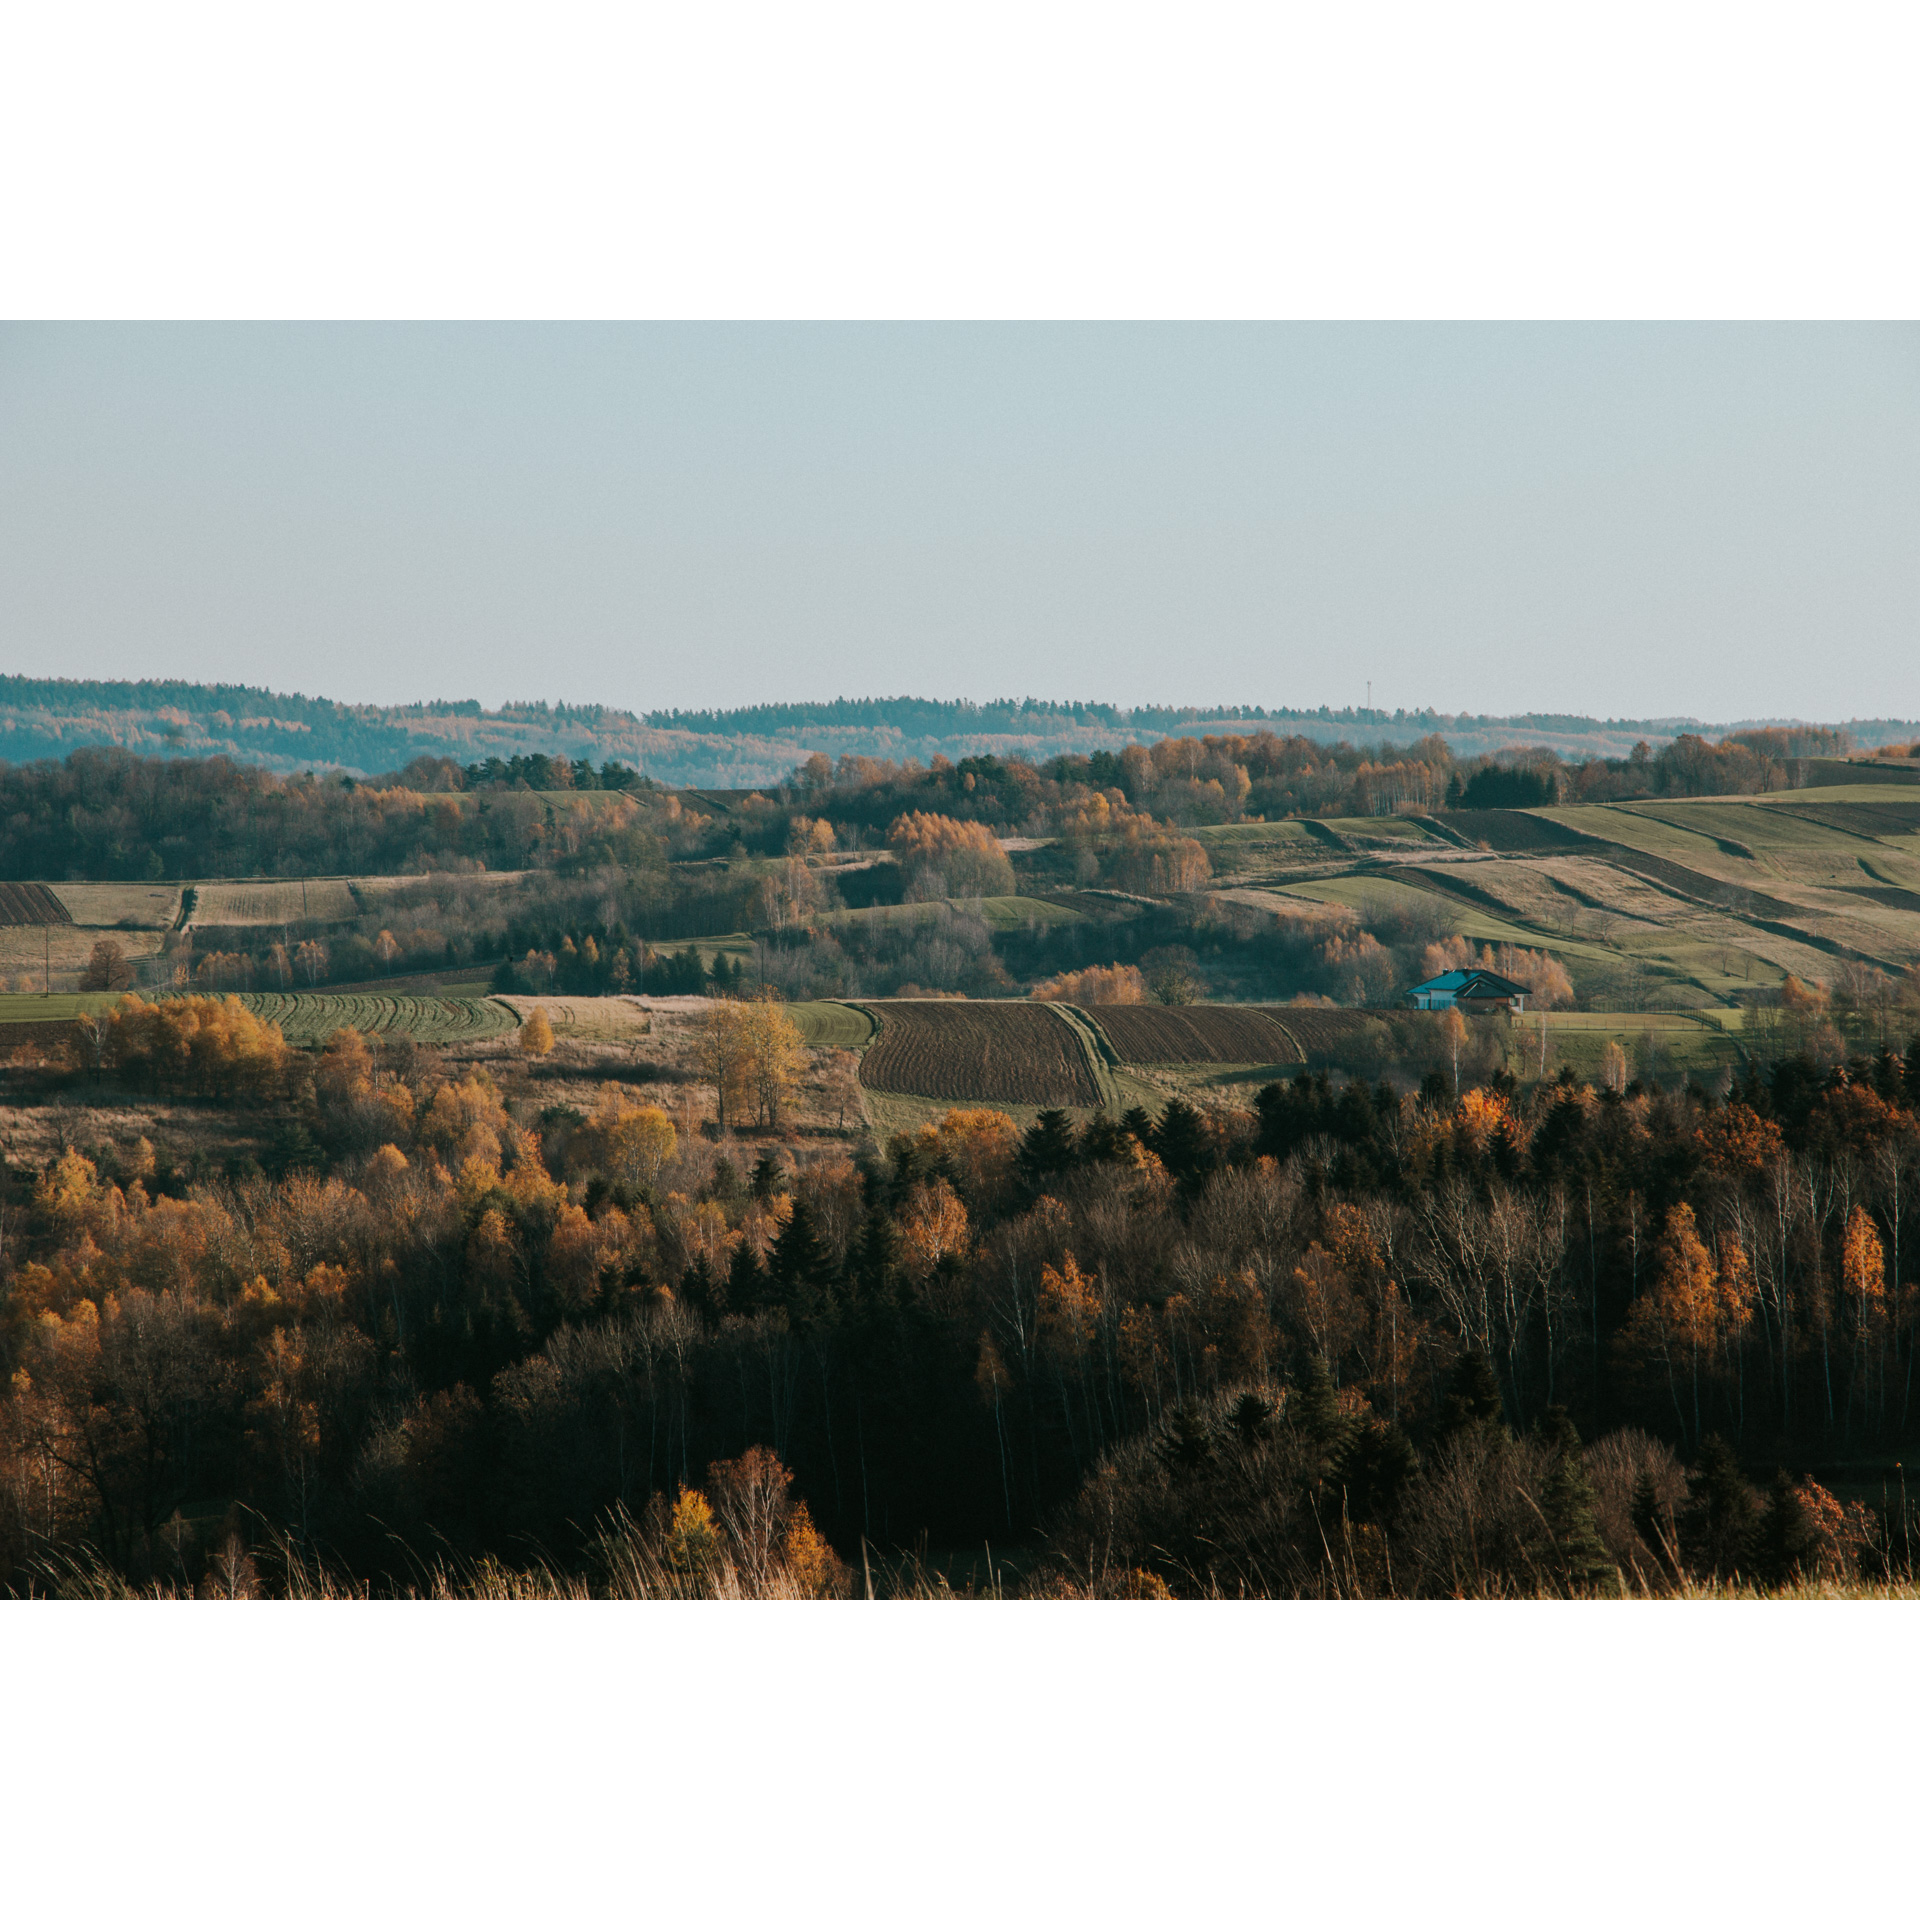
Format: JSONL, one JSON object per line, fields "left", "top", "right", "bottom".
{"left": 348, "top": 870, "right": 536, "bottom": 901}
{"left": 855, "top": 999, "right": 1100, "bottom": 1107}
{"left": 1433, "top": 809, "right": 1592, "bottom": 853}
{"left": 235, "top": 991, "right": 520, "bottom": 1045}
{"left": 818, "top": 895, "right": 1082, "bottom": 931}
{"left": 787, "top": 1001, "right": 880, "bottom": 1048}
{"left": 494, "top": 996, "right": 655, "bottom": 1041}
{"left": 1633, "top": 802, "right": 1842, "bottom": 856}
{"left": 48, "top": 882, "right": 181, "bottom": 928}
{"left": 1195, "top": 820, "right": 1319, "bottom": 847}
{"left": 1581, "top": 849, "right": 1894, "bottom": 969}
{"left": 1767, "top": 800, "right": 1920, "bottom": 842}
{"left": 977, "top": 895, "right": 1084, "bottom": 928}
{"left": 192, "top": 878, "right": 360, "bottom": 925}
{"left": 1278, "top": 874, "right": 1623, "bottom": 965}
{"left": 0, "top": 991, "right": 124, "bottom": 1022}
{"left": 329, "top": 966, "right": 497, "bottom": 996}
{"left": 1090, "top": 1004, "right": 1304, "bottom": 1065}
{"left": 0, "top": 882, "right": 73, "bottom": 926}
{"left": 644, "top": 933, "right": 758, "bottom": 960}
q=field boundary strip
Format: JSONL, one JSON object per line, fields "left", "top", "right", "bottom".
{"left": 1042, "top": 1003, "right": 1124, "bottom": 1108}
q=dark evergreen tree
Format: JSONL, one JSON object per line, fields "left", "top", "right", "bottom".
{"left": 1227, "top": 1391, "right": 1272, "bottom": 1448}
{"left": 681, "top": 1253, "right": 722, "bottom": 1327}
{"left": 726, "top": 1239, "right": 766, "bottom": 1317}
{"left": 1630, "top": 1466, "right": 1674, "bottom": 1569}
{"left": 1433, "top": 1350, "right": 1506, "bottom": 1447}
{"left": 1017, "top": 1109, "right": 1078, "bottom": 1185}
{"left": 1758, "top": 1470, "right": 1821, "bottom": 1589}
{"left": 766, "top": 1202, "right": 830, "bottom": 1319}
{"left": 1289, "top": 1355, "right": 1356, "bottom": 1479}
{"left": 1540, "top": 1408, "right": 1618, "bottom": 1593}
{"left": 1157, "top": 1402, "right": 1214, "bottom": 1481}
{"left": 1150, "top": 1098, "right": 1211, "bottom": 1191}
{"left": 1685, "top": 1436, "right": 1759, "bottom": 1581}
{"left": 1078, "top": 1111, "right": 1131, "bottom": 1164}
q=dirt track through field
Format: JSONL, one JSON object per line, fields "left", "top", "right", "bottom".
{"left": 857, "top": 1000, "right": 1100, "bottom": 1106}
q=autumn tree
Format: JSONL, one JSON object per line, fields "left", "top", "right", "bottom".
{"left": 739, "top": 997, "right": 806, "bottom": 1129}
{"left": 80, "top": 938, "right": 135, "bottom": 991}
{"left": 1029, "top": 964, "right": 1148, "bottom": 1005}
{"left": 569, "top": 1087, "right": 678, "bottom": 1193}
{"left": 694, "top": 998, "right": 754, "bottom": 1128}
{"left": 887, "top": 811, "right": 1016, "bottom": 899}
{"left": 1622, "top": 1202, "right": 1722, "bottom": 1443}
{"left": 518, "top": 1006, "right": 555, "bottom": 1056}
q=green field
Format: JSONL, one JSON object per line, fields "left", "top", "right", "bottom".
{"left": 644, "top": 933, "right": 758, "bottom": 963}
{"left": 1514, "top": 1009, "right": 1746, "bottom": 1081}
{"left": 1276, "top": 873, "right": 1625, "bottom": 965}
{"left": 0, "top": 992, "right": 126, "bottom": 1022}
{"left": 786, "top": 1001, "right": 880, "bottom": 1048}
{"left": 1195, "top": 820, "right": 1318, "bottom": 846}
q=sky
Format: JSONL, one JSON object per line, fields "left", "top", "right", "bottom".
{"left": 0, "top": 322, "right": 1914, "bottom": 723}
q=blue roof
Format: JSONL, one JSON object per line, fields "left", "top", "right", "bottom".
{"left": 1407, "top": 968, "right": 1526, "bottom": 995}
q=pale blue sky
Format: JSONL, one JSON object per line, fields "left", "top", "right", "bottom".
{"left": 0, "top": 323, "right": 1913, "bottom": 720}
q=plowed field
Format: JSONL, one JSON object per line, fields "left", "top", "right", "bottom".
{"left": 0, "top": 883, "right": 72, "bottom": 926}
{"left": 1090, "top": 1005, "right": 1302, "bottom": 1064}
{"left": 857, "top": 1000, "right": 1099, "bottom": 1106}
{"left": 1265, "top": 1008, "right": 1405, "bottom": 1052}
{"left": 235, "top": 992, "right": 519, "bottom": 1045}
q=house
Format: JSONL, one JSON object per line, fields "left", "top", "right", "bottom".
{"left": 1404, "top": 968, "right": 1528, "bottom": 1014}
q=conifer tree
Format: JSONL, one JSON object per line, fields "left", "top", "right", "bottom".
{"left": 1686, "top": 1435, "right": 1759, "bottom": 1582}
{"left": 1759, "top": 1469, "right": 1820, "bottom": 1589}
{"left": 1434, "top": 1350, "right": 1506, "bottom": 1447}
{"left": 1540, "top": 1408, "right": 1618, "bottom": 1594}
{"left": 1150, "top": 1098, "right": 1210, "bottom": 1188}
{"left": 1290, "top": 1354, "right": 1356, "bottom": 1475}
{"left": 1630, "top": 1466, "right": 1674, "bottom": 1571}
{"left": 727, "top": 1239, "right": 766, "bottom": 1317}
{"left": 766, "top": 1201, "right": 829, "bottom": 1316}
{"left": 1016, "top": 1109, "right": 1078, "bottom": 1184}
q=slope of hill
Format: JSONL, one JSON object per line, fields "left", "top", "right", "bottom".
{"left": 5, "top": 676, "right": 1917, "bottom": 786}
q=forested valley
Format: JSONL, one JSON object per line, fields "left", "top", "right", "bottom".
{"left": 6, "top": 994, "right": 1920, "bottom": 1598}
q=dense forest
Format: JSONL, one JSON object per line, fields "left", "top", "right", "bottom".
{"left": 5, "top": 991, "right": 1920, "bottom": 1596}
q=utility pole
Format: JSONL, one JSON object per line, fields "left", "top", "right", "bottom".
{"left": 43, "top": 922, "right": 50, "bottom": 997}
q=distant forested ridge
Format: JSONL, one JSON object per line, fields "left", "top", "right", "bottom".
{"left": 3, "top": 675, "right": 1916, "bottom": 789}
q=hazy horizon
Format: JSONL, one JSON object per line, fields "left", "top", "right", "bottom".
{"left": 2, "top": 323, "right": 1915, "bottom": 723}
